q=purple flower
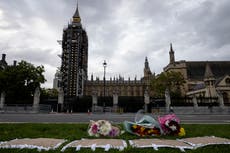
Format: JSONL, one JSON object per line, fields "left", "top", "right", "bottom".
{"left": 109, "top": 127, "right": 119, "bottom": 137}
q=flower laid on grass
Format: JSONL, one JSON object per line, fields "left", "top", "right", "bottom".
{"left": 124, "top": 112, "right": 186, "bottom": 137}
{"left": 158, "top": 114, "right": 186, "bottom": 136}
{"left": 88, "top": 120, "right": 123, "bottom": 137}
{"left": 131, "top": 124, "right": 161, "bottom": 136}
{"left": 178, "top": 127, "right": 186, "bottom": 137}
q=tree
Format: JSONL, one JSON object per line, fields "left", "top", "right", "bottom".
{"left": 150, "top": 71, "right": 185, "bottom": 97}
{"left": 41, "top": 88, "right": 58, "bottom": 98}
{"left": 0, "top": 60, "right": 46, "bottom": 103}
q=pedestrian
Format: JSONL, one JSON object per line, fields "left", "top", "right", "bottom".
{"left": 170, "top": 105, "right": 174, "bottom": 113}
{"left": 208, "top": 103, "right": 213, "bottom": 113}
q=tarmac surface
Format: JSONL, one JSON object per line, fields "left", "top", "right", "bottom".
{"left": 0, "top": 113, "right": 230, "bottom": 124}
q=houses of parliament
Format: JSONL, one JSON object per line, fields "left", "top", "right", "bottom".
{"left": 53, "top": 3, "right": 154, "bottom": 99}
{"left": 53, "top": 3, "right": 230, "bottom": 104}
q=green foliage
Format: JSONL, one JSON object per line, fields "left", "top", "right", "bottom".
{"left": 41, "top": 88, "right": 58, "bottom": 98}
{"left": 0, "top": 60, "right": 46, "bottom": 103}
{"left": 151, "top": 71, "right": 185, "bottom": 97}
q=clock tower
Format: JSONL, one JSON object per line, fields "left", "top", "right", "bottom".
{"left": 60, "top": 2, "right": 88, "bottom": 97}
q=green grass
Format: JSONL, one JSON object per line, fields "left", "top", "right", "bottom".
{"left": 0, "top": 124, "right": 230, "bottom": 153}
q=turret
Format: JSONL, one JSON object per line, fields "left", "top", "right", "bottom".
{"left": 72, "top": 1, "right": 81, "bottom": 24}
{"left": 0, "top": 54, "right": 8, "bottom": 69}
{"left": 145, "top": 57, "right": 149, "bottom": 69}
{"left": 144, "top": 57, "right": 152, "bottom": 78}
{"left": 204, "top": 62, "right": 217, "bottom": 97}
{"left": 2, "top": 54, "right": 6, "bottom": 61}
{"left": 169, "top": 43, "right": 175, "bottom": 64}
{"left": 204, "top": 63, "right": 215, "bottom": 86}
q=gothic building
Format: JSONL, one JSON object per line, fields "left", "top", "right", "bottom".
{"left": 58, "top": 3, "right": 230, "bottom": 105}
{"left": 164, "top": 44, "right": 230, "bottom": 104}
{"left": 60, "top": 3, "right": 88, "bottom": 97}
{"left": 59, "top": 3, "right": 154, "bottom": 99}
{"left": 84, "top": 57, "right": 154, "bottom": 97}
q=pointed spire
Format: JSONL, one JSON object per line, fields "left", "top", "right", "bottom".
{"left": 145, "top": 57, "right": 149, "bottom": 69}
{"left": 91, "top": 73, "right": 93, "bottom": 81}
{"left": 145, "top": 56, "right": 148, "bottom": 61}
{"left": 170, "top": 43, "right": 174, "bottom": 52}
{"left": 169, "top": 43, "right": 175, "bottom": 64}
{"left": 204, "top": 63, "right": 214, "bottom": 79}
{"left": 73, "top": 0, "right": 81, "bottom": 23}
{"left": 144, "top": 57, "right": 152, "bottom": 78}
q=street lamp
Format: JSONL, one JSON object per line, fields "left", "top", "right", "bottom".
{"left": 103, "top": 60, "right": 107, "bottom": 112}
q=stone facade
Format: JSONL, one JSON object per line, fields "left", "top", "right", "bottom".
{"left": 85, "top": 73, "right": 152, "bottom": 97}
{"left": 164, "top": 44, "right": 230, "bottom": 104}
{"left": 84, "top": 57, "right": 154, "bottom": 97}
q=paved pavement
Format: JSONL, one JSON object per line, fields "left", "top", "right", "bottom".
{"left": 0, "top": 113, "right": 229, "bottom": 124}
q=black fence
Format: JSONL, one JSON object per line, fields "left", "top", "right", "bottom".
{"left": 118, "top": 96, "right": 144, "bottom": 112}
{"left": 5, "top": 96, "right": 33, "bottom": 104}
{"left": 196, "top": 97, "right": 219, "bottom": 106}
{"left": 3, "top": 95, "right": 225, "bottom": 113}
{"left": 97, "top": 96, "right": 113, "bottom": 107}
{"left": 171, "top": 97, "right": 193, "bottom": 106}
{"left": 40, "top": 98, "right": 58, "bottom": 111}
{"left": 63, "top": 96, "right": 92, "bottom": 112}
{"left": 170, "top": 97, "right": 219, "bottom": 106}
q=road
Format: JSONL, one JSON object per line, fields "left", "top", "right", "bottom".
{"left": 0, "top": 113, "right": 230, "bottom": 124}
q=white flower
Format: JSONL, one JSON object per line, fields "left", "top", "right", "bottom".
{"left": 99, "top": 121, "right": 112, "bottom": 136}
{"left": 165, "top": 120, "right": 169, "bottom": 126}
{"left": 170, "top": 125, "right": 177, "bottom": 131}
{"left": 88, "top": 120, "right": 119, "bottom": 137}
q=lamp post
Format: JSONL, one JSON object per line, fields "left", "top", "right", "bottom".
{"left": 103, "top": 60, "right": 107, "bottom": 112}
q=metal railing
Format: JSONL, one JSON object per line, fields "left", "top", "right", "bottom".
{"left": 1, "top": 104, "right": 51, "bottom": 113}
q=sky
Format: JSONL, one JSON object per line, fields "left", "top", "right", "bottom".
{"left": 0, "top": 0, "right": 230, "bottom": 88}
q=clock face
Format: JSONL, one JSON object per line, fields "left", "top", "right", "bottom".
{"left": 73, "top": 17, "right": 81, "bottom": 22}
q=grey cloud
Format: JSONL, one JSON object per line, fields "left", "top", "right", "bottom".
{"left": 136, "top": 0, "right": 172, "bottom": 22}
{"left": 4, "top": 48, "right": 59, "bottom": 68}
{"left": 80, "top": 0, "right": 118, "bottom": 23}
{"left": 177, "top": 0, "right": 230, "bottom": 48}
{"left": 1, "top": 0, "right": 230, "bottom": 88}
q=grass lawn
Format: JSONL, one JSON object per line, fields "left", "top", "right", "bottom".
{"left": 0, "top": 123, "right": 230, "bottom": 152}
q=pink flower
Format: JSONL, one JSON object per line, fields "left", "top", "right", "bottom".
{"left": 158, "top": 114, "right": 180, "bottom": 134}
{"left": 91, "top": 124, "right": 98, "bottom": 134}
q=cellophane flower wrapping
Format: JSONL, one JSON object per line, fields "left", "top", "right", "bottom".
{"left": 123, "top": 114, "right": 163, "bottom": 137}
{"left": 88, "top": 120, "right": 121, "bottom": 137}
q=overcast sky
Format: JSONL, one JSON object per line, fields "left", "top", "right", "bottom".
{"left": 0, "top": 0, "right": 230, "bottom": 88}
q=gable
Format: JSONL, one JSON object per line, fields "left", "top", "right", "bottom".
{"left": 186, "top": 61, "right": 230, "bottom": 80}
{"left": 216, "top": 75, "right": 230, "bottom": 86}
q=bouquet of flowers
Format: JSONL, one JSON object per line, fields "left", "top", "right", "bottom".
{"left": 130, "top": 124, "right": 161, "bottom": 136}
{"left": 123, "top": 114, "right": 162, "bottom": 137}
{"left": 158, "top": 114, "right": 185, "bottom": 136}
{"left": 88, "top": 120, "right": 122, "bottom": 137}
{"left": 123, "top": 110, "right": 185, "bottom": 137}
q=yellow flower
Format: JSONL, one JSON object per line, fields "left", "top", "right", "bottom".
{"left": 132, "top": 125, "right": 137, "bottom": 129}
{"left": 140, "top": 127, "right": 145, "bottom": 132}
{"left": 178, "top": 127, "right": 186, "bottom": 136}
{"left": 148, "top": 129, "right": 153, "bottom": 134}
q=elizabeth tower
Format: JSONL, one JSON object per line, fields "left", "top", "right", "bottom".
{"left": 60, "top": 3, "right": 88, "bottom": 97}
